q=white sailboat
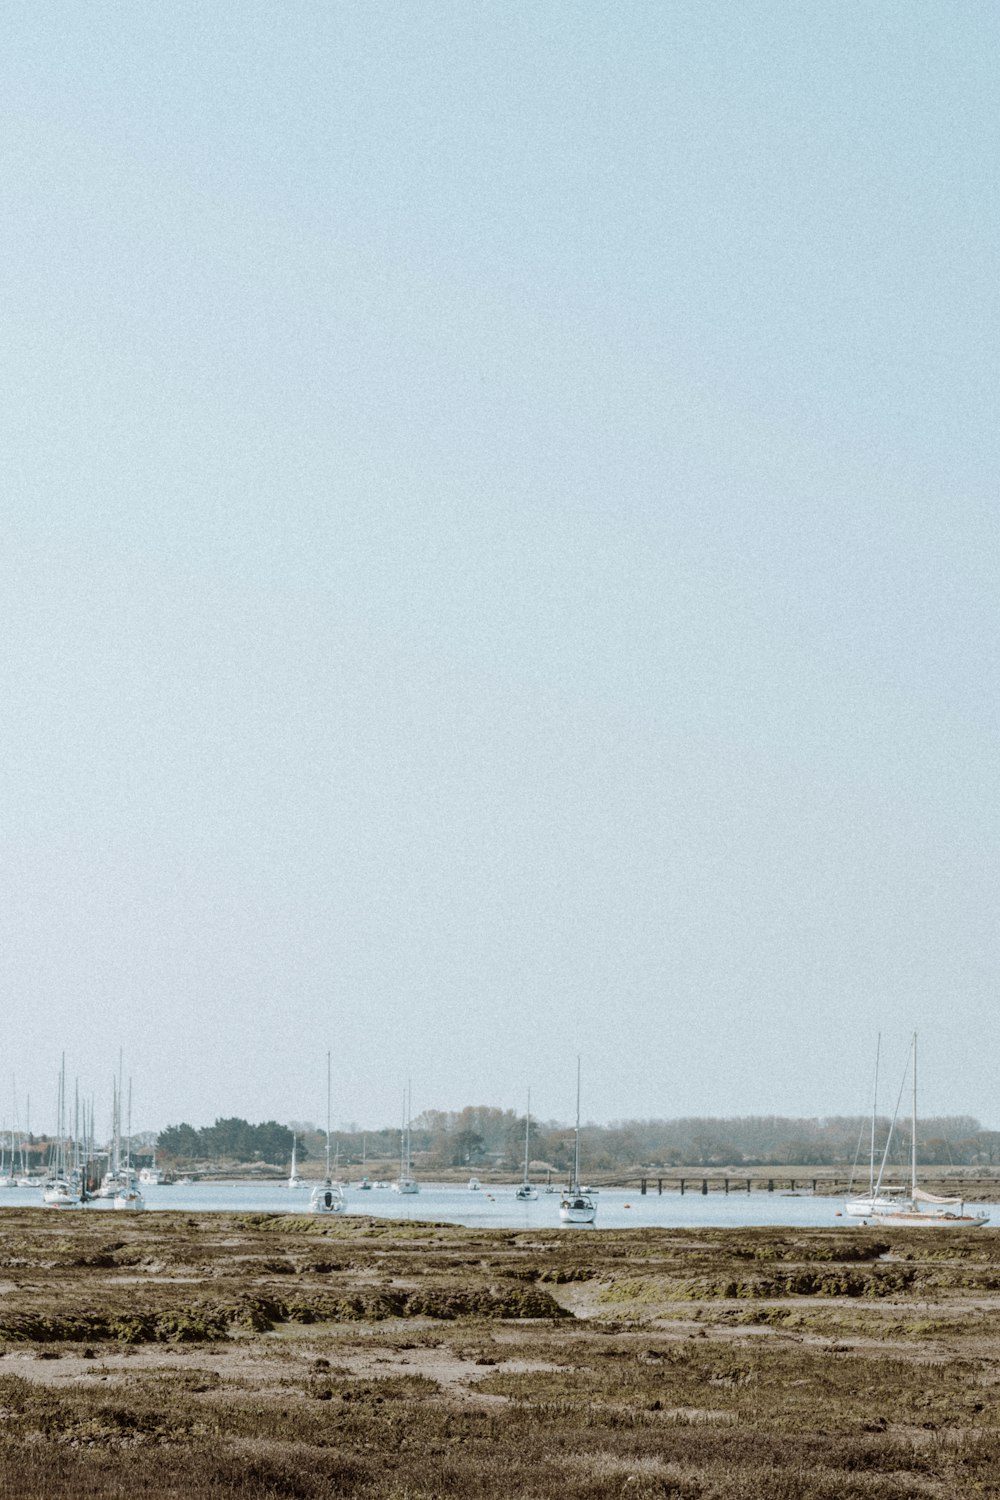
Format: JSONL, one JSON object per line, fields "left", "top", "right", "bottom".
{"left": 559, "top": 1060, "right": 596, "bottom": 1225}
{"left": 42, "top": 1059, "right": 82, "bottom": 1208}
{"left": 16, "top": 1093, "right": 38, "bottom": 1187}
{"left": 392, "top": 1085, "right": 419, "bottom": 1194}
{"left": 114, "top": 1079, "right": 145, "bottom": 1211}
{"left": 308, "top": 1052, "right": 346, "bottom": 1215}
{"left": 858, "top": 1034, "right": 988, "bottom": 1228}
{"left": 287, "top": 1134, "right": 304, "bottom": 1189}
{"left": 97, "top": 1061, "right": 135, "bottom": 1199}
{"left": 139, "top": 1148, "right": 162, "bottom": 1187}
{"left": 845, "top": 1034, "right": 905, "bottom": 1218}
{"left": 515, "top": 1090, "right": 538, "bottom": 1201}
{"left": 357, "top": 1135, "right": 372, "bottom": 1189}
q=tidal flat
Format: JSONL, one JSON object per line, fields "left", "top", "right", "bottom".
{"left": 0, "top": 1211, "right": 998, "bottom": 1498}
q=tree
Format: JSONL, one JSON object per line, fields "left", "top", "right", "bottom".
{"left": 450, "top": 1130, "right": 484, "bottom": 1166}
{"left": 252, "top": 1121, "right": 296, "bottom": 1164}
{"left": 157, "top": 1123, "right": 201, "bottom": 1160}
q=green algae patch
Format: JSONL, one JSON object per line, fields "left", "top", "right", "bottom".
{"left": 0, "top": 1306, "right": 233, "bottom": 1345}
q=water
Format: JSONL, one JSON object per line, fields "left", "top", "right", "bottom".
{"left": 4, "top": 1180, "right": 989, "bottom": 1228}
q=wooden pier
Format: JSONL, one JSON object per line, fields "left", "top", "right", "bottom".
{"left": 597, "top": 1172, "right": 1000, "bottom": 1198}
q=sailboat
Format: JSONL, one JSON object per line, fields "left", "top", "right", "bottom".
{"left": 42, "top": 1060, "right": 82, "bottom": 1208}
{"left": 139, "top": 1148, "right": 162, "bottom": 1187}
{"left": 844, "top": 1034, "right": 907, "bottom": 1218}
{"left": 287, "top": 1134, "right": 305, "bottom": 1189}
{"left": 114, "top": 1079, "right": 145, "bottom": 1210}
{"left": 357, "top": 1134, "right": 372, "bottom": 1189}
{"left": 515, "top": 1091, "right": 538, "bottom": 1201}
{"left": 858, "top": 1034, "right": 988, "bottom": 1228}
{"left": 308, "top": 1053, "right": 346, "bottom": 1215}
{"left": 392, "top": 1085, "right": 419, "bottom": 1194}
{"left": 559, "top": 1060, "right": 596, "bottom": 1225}
{"left": 97, "top": 1060, "right": 135, "bottom": 1199}
{"left": 16, "top": 1094, "right": 38, "bottom": 1187}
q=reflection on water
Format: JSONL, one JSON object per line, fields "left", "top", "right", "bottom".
{"left": 0, "top": 1179, "right": 976, "bottom": 1229}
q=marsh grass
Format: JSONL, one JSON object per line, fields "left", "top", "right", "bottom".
{"left": 0, "top": 1213, "right": 997, "bottom": 1494}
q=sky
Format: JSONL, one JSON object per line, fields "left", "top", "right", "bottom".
{"left": 1, "top": 3, "right": 998, "bottom": 1136}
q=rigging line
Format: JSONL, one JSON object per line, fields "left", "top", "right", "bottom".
{"left": 874, "top": 1043, "right": 911, "bottom": 1196}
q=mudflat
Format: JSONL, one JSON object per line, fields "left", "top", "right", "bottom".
{"left": 0, "top": 1209, "right": 997, "bottom": 1498}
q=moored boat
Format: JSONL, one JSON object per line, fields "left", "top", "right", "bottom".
{"left": 308, "top": 1052, "right": 347, "bottom": 1216}
{"left": 42, "top": 1059, "right": 83, "bottom": 1209}
{"left": 854, "top": 1035, "right": 988, "bottom": 1229}
{"left": 113, "top": 1079, "right": 145, "bottom": 1211}
{"left": 139, "top": 1151, "right": 162, "bottom": 1187}
{"left": 392, "top": 1085, "right": 419, "bottom": 1194}
{"left": 559, "top": 1059, "right": 596, "bottom": 1226}
{"left": 287, "top": 1134, "right": 304, "bottom": 1189}
{"left": 515, "top": 1090, "right": 538, "bottom": 1201}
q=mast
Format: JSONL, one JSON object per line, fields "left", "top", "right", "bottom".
{"left": 523, "top": 1088, "right": 531, "bottom": 1183}
{"left": 573, "top": 1057, "right": 581, "bottom": 1191}
{"left": 116, "top": 1048, "right": 124, "bottom": 1179}
{"left": 325, "top": 1050, "right": 332, "bottom": 1183}
{"left": 58, "top": 1055, "right": 65, "bottom": 1178}
{"left": 917, "top": 1032, "right": 923, "bottom": 1194}
{"left": 112, "top": 1076, "right": 119, "bottom": 1178}
{"left": 869, "top": 1033, "right": 881, "bottom": 1197}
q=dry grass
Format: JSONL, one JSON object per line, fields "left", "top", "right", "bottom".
{"left": 0, "top": 1211, "right": 997, "bottom": 1496}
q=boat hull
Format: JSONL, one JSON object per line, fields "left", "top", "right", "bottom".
{"left": 868, "top": 1209, "right": 989, "bottom": 1228}
{"left": 114, "top": 1191, "right": 146, "bottom": 1211}
{"left": 844, "top": 1194, "right": 910, "bottom": 1218}
{"left": 559, "top": 1194, "right": 596, "bottom": 1225}
{"left": 308, "top": 1184, "right": 347, "bottom": 1214}
{"left": 43, "top": 1185, "right": 82, "bottom": 1208}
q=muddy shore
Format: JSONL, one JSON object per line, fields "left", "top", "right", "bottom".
{"left": 0, "top": 1209, "right": 997, "bottom": 1497}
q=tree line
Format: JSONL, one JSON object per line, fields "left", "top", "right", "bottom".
{"left": 156, "top": 1119, "right": 299, "bottom": 1164}
{"left": 152, "top": 1108, "right": 1000, "bottom": 1171}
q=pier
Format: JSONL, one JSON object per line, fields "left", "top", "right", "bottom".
{"left": 590, "top": 1172, "right": 1000, "bottom": 1199}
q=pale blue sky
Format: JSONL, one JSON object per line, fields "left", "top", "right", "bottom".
{"left": 1, "top": 4, "right": 998, "bottom": 1132}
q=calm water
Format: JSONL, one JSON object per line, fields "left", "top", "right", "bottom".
{"left": 3, "top": 1180, "right": 990, "bottom": 1229}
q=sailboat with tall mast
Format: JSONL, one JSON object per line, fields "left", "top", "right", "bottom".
{"left": 42, "top": 1057, "right": 82, "bottom": 1208}
{"left": 559, "top": 1059, "right": 596, "bottom": 1225}
{"left": 114, "top": 1078, "right": 145, "bottom": 1210}
{"left": 97, "top": 1055, "right": 135, "bottom": 1199}
{"left": 858, "top": 1034, "right": 988, "bottom": 1228}
{"left": 515, "top": 1090, "right": 538, "bottom": 1201}
{"left": 392, "top": 1084, "right": 419, "bottom": 1194}
{"left": 844, "top": 1033, "right": 908, "bottom": 1218}
{"left": 308, "top": 1052, "right": 346, "bottom": 1215}
{"left": 287, "top": 1133, "right": 304, "bottom": 1189}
